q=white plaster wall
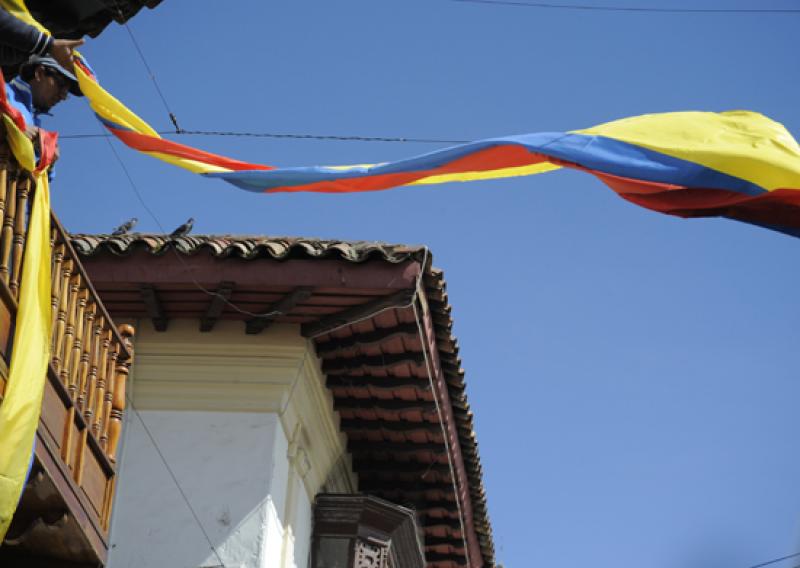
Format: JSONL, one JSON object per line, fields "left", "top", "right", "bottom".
{"left": 107, "top": 320, "right": 356, "bottom": 568}
{"left": 109, "top": 410, "right": 284, "bottom": 568}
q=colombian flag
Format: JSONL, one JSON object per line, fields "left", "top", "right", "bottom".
{"left": 84, "top": 64, "right": 800, "bottom": 238}
{"left": 72, "top": 58, "right": 800, "bottom": 237}
{"left": 5, "top": 0, "right": 800, "bottom": 238}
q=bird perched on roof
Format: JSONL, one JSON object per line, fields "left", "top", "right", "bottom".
{"left": 111, "top": 217, "right": 137, "bottom": 236}
{"left": 170, "top": 217, "right": 194, "bottom": 238}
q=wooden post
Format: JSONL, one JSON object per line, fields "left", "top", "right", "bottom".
{"left": 100, "top": 341, "right": 119, "bottom": 452}
{"left": 50, "top": 243, "right": 65, "bottom": 336}
{"left": 0, "top": 167, "right": 8, "bottom": 252}
{"left": 107, "top": 324, "right": 135, "bottom": 463}
{"left": 76, "top": 302, "right": 95, "bottom": 411}
{"left": 66, "top": 289, "right": 88, "bottom": 399}
{"left": 58, "top": 273, "right": 81, "bottom": 387}
{"left": 83, "top": 313, "right": 104, "bottom": 425}
{"left": 0, "top": 175, "right": 17, "bottom": 287}
{"left": 52, "top": 258, "right": 73, "bottom": 373}
{"left": 93, "top": 328, "right": 112, "bottom": 440}
{"left": 9, "top": 177, "right": 30, "bottom": 295}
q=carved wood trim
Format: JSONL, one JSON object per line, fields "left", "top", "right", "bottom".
{"left": 312, "top": 494, "right": 425, "bottom": 568}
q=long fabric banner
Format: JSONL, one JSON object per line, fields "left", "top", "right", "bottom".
{"left": 4, "top": 0, "right": 800, "bottom": 237}
{"left": 0, "top": 66, "right": 55, "bottom": 540}
{"left": 75, "top": 67, "right": 800, "bottom": 238}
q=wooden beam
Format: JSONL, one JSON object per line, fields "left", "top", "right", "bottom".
{"left": 425, "top": 551, "right": 469, "bottom": 565}
{"left": 326, "top": 374, "right": 431, "bottom": 391}
{"left": 321, "top": 352, "right": 425, "bottom": 375}
{"left": 199, "top": 281, "right": 234, "bottom": 332}
{"left": 314, "top": 323, "right": 419, "bottom": 355}
{"left": 347, "top": 440, "right": 446, "bottom": 455}
{"left": 139, "top": 284, "right": 167, "bottom": 331}
{"left": 339, "top": 418, "right": 444, "bottom": 438}
{"left": 365, "top": 487, "right": 456, "bottom": 504}
{"left": 352, "top": 460, "right": 452, "bottom": 477}
{"left": 301, "top": 289, "right": 415, "bottom": 338}
{"left": 245, "top": 286, "right": 313, "bottom": 334}
{"left": 334, "top": 398, "right": 437, "bottom": 414}
{"left": 359, "top": 479, "right": 454, "bottom": 493}
{"left": 420, "top": 509, "right": 461, "bottom": 522}
{"left": 80, "top": 255, "right": 421, "bottom": 292}
{"left": 416, "top": 291, "right": 484, "bottom": 568}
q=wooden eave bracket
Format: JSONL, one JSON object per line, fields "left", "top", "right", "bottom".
{"left": 140, "top": 284, "right": 167, "bottom": 332}
{"left": 199, "top": 281, "right": 235, "bottom": 332}
{"left": 245, "top": 286, "right": 314, "bottom": 335}
{"left": 301, "top": 289, "right": 415, "bottom": 338}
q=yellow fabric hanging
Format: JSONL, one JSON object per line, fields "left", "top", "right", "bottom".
{"left": 0, "top": 167, "right": 51, "bottom": 540}
{"left": 0, "top": 74, "right": 53, "bottom": 538}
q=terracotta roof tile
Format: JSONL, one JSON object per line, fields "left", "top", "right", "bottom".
{"left": 71, "top": 234, "right": 424, "bottom": 263}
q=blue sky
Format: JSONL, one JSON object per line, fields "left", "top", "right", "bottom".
{"left": 45, "top": 1, "right": 799, "bottom": 566}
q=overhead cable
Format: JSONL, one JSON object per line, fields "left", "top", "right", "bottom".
{"left": 101, "top": 133, "right": 284, "bottom": 320}
{"left": 60, "top": 129, "right": 469, "bottom": 144}
{"left": 451, "top": 0, "right": 800, "bottom": 13}
{"left": 112, "top": 0, "right": 182, "bottom": 131}
{"left": 747, "top": 552, "right": 800, "bottom": 568}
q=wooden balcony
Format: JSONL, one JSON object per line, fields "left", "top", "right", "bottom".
{"left": 0, "top": 131, "right": 134, "bottom": 567}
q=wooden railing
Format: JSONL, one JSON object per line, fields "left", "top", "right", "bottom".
{"left": 48, "top": 216, "right": 134, "bottom": 470}
{"left": 0, "top": 129, "right": 134, "bottom": 562}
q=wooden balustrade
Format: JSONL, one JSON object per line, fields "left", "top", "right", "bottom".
{"left": 45, "top": 218, "right": 135, "bottom": 477}
{"left": 0, "top": 125, "right": 134, "bottom": 555}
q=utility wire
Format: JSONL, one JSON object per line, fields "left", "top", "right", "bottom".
{"left": 101, "top": 133, "right": 284, "bottom": 320}
{"left": 451, "top": 0, "right": 800, "bottom": 13}
{"left": 112, "top": 0, "right": 182, "bottom": 132}
{"left": 79, "top": 3, "right": 468, "bottom": 147}
{"left": 60, "top": 129, "right": 468, "bottom": 145}
{"left": 123, "top": 397, "right": 227, "bottom": 568}
{"left": 102, "top": 3, "right": 349, "bottom": 320}
{"left": 747, "top": 552, "right": 800, "bottom": 568}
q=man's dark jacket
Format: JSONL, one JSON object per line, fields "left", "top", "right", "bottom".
{"left": 0, "top": 9, "right": 52, "bottom": 68}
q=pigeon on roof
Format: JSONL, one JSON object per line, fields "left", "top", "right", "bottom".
{"left": 170, "top": 217, "right": 194, "bottom": 238}
{"left": 111, "top": 217, "right": 137, "bottom": 236}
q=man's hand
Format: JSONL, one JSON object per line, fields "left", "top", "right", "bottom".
{"left": 49, "top": 38, "right": 84, "bottom": 71}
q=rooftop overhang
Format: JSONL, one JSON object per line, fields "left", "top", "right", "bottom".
{"left": 26, "top": 0, "right": 164, "bottom": 39}
{"left": 71, "top": 234, "right": 494, "bottom": 568}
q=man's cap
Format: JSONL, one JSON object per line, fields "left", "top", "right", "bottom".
{"left": 22, "top": 55, "right": 83, "bottom": 97}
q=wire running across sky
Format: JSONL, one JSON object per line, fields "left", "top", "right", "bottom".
{"left": 60, "top": 129, "right": 469, "bottom": 144}
{"left": 450, "top": 0, "right": 800, "bottom": 13}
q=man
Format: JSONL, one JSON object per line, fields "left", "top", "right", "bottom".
{"left": 0, "top": 8, "right": 83, "bottom": 72}
{"left": 6, "top": 55, "right": 81, "bottom": 127}
{"left": 5, "top": 55, "right": 82, "bottom": 172}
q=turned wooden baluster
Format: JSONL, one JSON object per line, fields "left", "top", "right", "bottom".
{"left": 100, "top": 340, "right": 119, "bottom": 452}
{"left": 50, "top": 243, "right": 65, "bottom": 343}
{"left": 9, "top": 177, "right": 30, "bottom": 296}
{"left": 82, "top": 312, "right": 103, "bottom": 425}
{"left": 75, "top": 300, "right": 95, "bottom": 410}
{"left": 107, "top": 324, "right": 135, "bottom": 463}
{"left": 0, "top": 174, "right": 17, "bottom": 288}
{"left": 93, "top": 328, "right": 112, "bottom": 440}
{"left": 51, "top": 258, "right": 73, "bottom": 373}
{"left": 0, "top": 167, "right": 8, "bottom": 252}
{"left": 65, "top": 289, "right": 88, "bottom": 399}
{"left": 58, "top": 273, "right": 81, "bottom": 386}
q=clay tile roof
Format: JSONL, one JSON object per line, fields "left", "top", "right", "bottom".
{"left": 71, "top": 233, "right": 495, "bottom": 567}
{"left": 71, "top": 234, "right": 425, "bottom": 263}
